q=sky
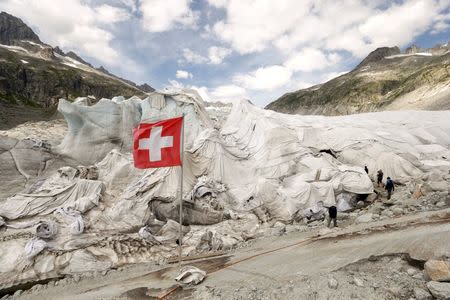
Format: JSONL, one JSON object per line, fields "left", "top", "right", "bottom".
{"left": 0, "top": 0, "right": 449, "bottom": 107}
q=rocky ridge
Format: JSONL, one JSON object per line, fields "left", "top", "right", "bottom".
{"left": 267, "top": 43, "right": 450, "bottom": 115}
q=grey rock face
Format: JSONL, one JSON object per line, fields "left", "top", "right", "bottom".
{"left": 65, "top": 51, "right": 93, "bottom": 67}
{"left": 426, "top": 281, "right": 450, "bottom": 300}
{"left": 0, "top": 11, "right": 41, "bottom": 45}
{"left": 414, "top": 287, "right": 432, "bottom": 300}
{"left": 355, "top": 46, "right": 401, "bottom": 69}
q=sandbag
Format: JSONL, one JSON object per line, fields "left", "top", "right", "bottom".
{"left": 55, "top": 208, "right": 84, "bottom": 235}
{"left": 175, "top": 266, "right": 206, "bottom": 285}
{"left": 36, "top": 221, "right": 58, "bottom": 239}
{"left": 24, "top": 238, "right": 47, "bottom": 260}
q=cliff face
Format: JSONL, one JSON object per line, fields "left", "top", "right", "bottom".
{"left": 0, "top": 12, "right": 40, "bottom": 45}
{"left": 266, "top": 45, "right": 450, "bottom": 115}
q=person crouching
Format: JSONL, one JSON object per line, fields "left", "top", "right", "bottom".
{"left": 327, "top": 206, "right": 337, "bottom": 228}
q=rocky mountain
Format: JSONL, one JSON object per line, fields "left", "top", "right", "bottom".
{"left": 266, "top": 44, "right": 450, "bottom": 115}
{"left": 0, "top": 12, "right": 154, "bottom": 128}
{"left": 0, "top": 12, "right": 40, "bottom": 45}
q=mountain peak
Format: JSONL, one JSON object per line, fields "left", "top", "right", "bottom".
{"left": 65, "top": 51, "right": 93, "bottom": 67}
{"left": 355, "top": 46, "right": 400, "bottom": 69}
{"left": 0, "top": 11, "right": 41, "bottom": 45}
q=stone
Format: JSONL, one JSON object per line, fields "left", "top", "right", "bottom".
{"left": 392, "top": 207, "right": 404, "bottom": 216}
{"left": 413, "top": 287, "right": 432, "bottom": 300}
{"left": 424, "top": 260, "right": 450, "bottom": 282}
{"left": 426, "top": 281, "right": 450, "bottom": 299}
{"left": 407, "top": 268, "right": 417, "bottom": 276}
{"left": 328, "top": 277, "right": 338, "bottom": 289}
{"left": 355, "top": 213, "right": 373, "bottom": 224}
{"left": 353, "top": 277, "right": 364, "bottom": 287}
{"left": 436, "top": 201, "right": 446, "bottom": 208}
{"left": 356, "top": 201, "right": 365, "bottom": 208}
{"left": 273, "top": 221, "right": 285, "bottom": 228}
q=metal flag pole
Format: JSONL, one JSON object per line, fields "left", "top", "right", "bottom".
{"left": 178, "top": 113, "right": 185, "bottom": 268}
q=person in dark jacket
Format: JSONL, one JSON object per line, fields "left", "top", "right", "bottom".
{"left": 385, "top": 177, "right": 394, "bottom": 199}
{"left": 327, "top": 206, "right": 337, "bottom": 228}
{"left": 377, "top": 170, "right": 383, "bottom": 187}
{"left": 364, "top": 165, "right": 369, "bottom": 174}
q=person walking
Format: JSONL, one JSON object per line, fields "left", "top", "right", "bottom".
{"left": 385, "top": 177, "right": 394, "bottom": 199}
{"left": 327, "top": 206, "right": 337, "bottom": 228}
{"left": 377, "top": 170, "right": 383, "bottom": 187}
{"left": 364, "top": 165, "right": 369, "bottom": 174}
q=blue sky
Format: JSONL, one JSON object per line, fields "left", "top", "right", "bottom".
{"left": 1, "top": 0, "right": 449, "bottom": 107}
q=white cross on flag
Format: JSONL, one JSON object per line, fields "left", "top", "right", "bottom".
{"left": 133, "top": 116, "right": 183, "bottom": 168}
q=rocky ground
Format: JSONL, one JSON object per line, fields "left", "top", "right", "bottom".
{"left": 1, "top": 185, "right": 448, "bottom": 300}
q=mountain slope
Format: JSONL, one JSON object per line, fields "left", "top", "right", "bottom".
{"left": 266, "top": 45, "right": 450, "bottom": 115}
{"left": 0, "top": 11, "right": 40, "bottom": 45}
{"left": 0, "top": 12, "right": 154, "bottom": 117}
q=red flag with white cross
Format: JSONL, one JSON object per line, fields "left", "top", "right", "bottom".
{"left": 133, "top": 116, "right": 183, "bottom": 169}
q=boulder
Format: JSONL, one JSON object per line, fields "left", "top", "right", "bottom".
{"left": 413, "top": 287, "right": 432, "bottom": 300}
{"left": 353, "top": 277, "right": 364, "bottom": 287}
{"left": 407, "top": 268, "right": 418, "bottom": 276}
{"left": 426, "top": 281, "right": 450, "bottom": 299}
{"left": 392, "top": 207, "right": 404, "bottom": 216}
{"left": 424, "top": 260, "right": 450, "bottom": 282}
{"left": 356, "top": 201, "right": 365, "bottom": 208}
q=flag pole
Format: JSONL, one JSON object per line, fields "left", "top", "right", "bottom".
{"left": 178, "top": 113, "right": 184, "bottom": 268}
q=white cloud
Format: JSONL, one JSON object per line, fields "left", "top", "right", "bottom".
{"left": 181, "top": 47, "right": 232, "bottom": 64}
{"left": 211, "top": 0, "right": 312, "bottom": 54}
{"left": 0, "top": 0, "right": 122, "bottom": 65}
{"left": 140, "top": 0, "right": 198, "bottom": 32}
{"left": 168, "top": 79, "right": 184, "bottom": 88}
{"left": 208, "top": 0, "right": 228, "bottom": 8}
{"left": 210, "top": 0, "right": 449, "bottom": 58}
{"left": 358, "top": 0, "right": 440, "bottom": 52}
{"left": 95, "top": 4, "right": 130, "bottom": 24}
{"left": 284, "top": 48, "right": 340, "bottom": 72}
{"left": 208, "top": 46, "right": 232, "bottom": 64}
{"left": 430, "top": 8, "right": 450, "bottom": 34}
{"left": 210, "top": 84, "right": 248, "bottom": 101}
{"left": 181, "top": 48, "right": 208, "bottom": 64}
{"left": 234, "top": 65, "right": 293, "bottom": 91}
{"left": 176, "top": 70, "right": 193, "bottom": 79}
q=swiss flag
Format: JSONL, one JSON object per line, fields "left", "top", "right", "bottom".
{"left": 133, "top": 116, "right": 183, "bottom": 169}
